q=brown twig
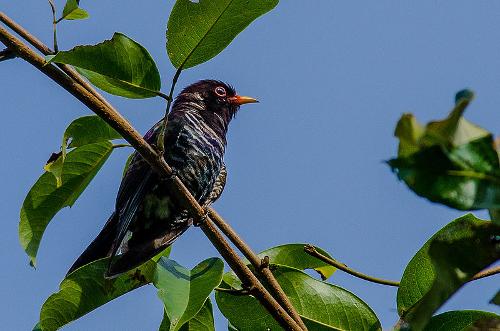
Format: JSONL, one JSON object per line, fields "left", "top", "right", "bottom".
{"left": 209, "top": 208, "right": 308, "bottom": 330}
{"left": 305, "top": 244, "right": 401, "bottom": 287}
{"left": 304, "top": 244, "right": 499, "bottom": 287}
{"left": 0, "top": 19, "right": 301, "bottom": 331}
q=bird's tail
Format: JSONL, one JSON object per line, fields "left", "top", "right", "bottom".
{"left": 67, "top": 212, "right": 118, "bottom": 276}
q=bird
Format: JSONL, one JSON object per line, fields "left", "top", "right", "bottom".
{"left": 67, "top": 80, "right": 258, "bottom": 277}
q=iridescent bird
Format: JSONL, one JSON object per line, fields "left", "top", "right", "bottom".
{"left": 68, "top": 80, "right": 257, "bottom": 277}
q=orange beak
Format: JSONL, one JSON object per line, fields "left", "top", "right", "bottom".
{"left": 228, "top": 95, "right": 259, "bottom": 105}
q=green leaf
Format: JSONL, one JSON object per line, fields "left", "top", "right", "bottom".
{"left": 154, "top": 258, "right": 223, "bottom": 331}
{"left": 39, "top": 248, "right": 170, "bottom": 331}
{"left": 388, "top": 136, "right": 500, "bottom": 210}
{"left": 19, "top": 142, "right": 114, "bottom": 266}
{"left": 32, "top": 322, "right": 42, "bottom": 331}
{"left": 122, "top": 152, "right": 135, "bottom": 178}
{"left": 216, "top": 265, "right": 381, "bottom": 331}
{"left": 397, "top": 214, "right": 500, "bottom": 330}
{"left": 389, "top": 90, "right": 500, "bottom": 211}
{"left": 61, "top": 0, "right": 89, "bottom": 21}
{"left": 423, "top": 310, "right": 500, "bottom": 331}
{"left": 491, "top": 290, "right": 500, "bottom": 306}
{"left": 159, "top": 298, "right": 215, "bottom": 331}
{"left": 63, "top": 115, "right": 122, "bottom": 149}
{"left": 256, "top": 243, "right": 336, "bottom": 280}
{"left": 44, "top": 152, "right": 64, "bottom": 187}
{"left": 166, "top": 0, "right": 278, "bottom": 69}
{"left": 46, "top": 33, "right": 161, "bottom": 98}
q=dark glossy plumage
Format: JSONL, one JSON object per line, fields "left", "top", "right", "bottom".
{"left": 68, "top": 80, "right": 256, "bottom": 276}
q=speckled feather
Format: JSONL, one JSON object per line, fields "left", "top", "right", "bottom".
{"left": 68, "top": 80, "right": 242, "bottom": 276}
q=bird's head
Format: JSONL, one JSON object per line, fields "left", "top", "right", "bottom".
{"left": 172, "top": 80, "right": 258, "bottom": 137}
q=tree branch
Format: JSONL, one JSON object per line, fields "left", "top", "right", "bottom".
{"left": 209, "top": 208, "right": 308, "bottom": 330}
{"left": 304, "top": 244, "right": 400, "bottom": 287}
{"left": 0, "top": 47, "right": 15, "bottom": 61}
{"left": 305, "top": 244, "right": 500, "bottom": 287}
{"left": 0, "top": 17, "right": 302, "bottom": 331}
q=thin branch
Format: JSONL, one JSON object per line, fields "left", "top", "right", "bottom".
{"left": 214, "top": 287, "right": 252, "bottom": 296}
{"left": 209, "top": 208, "right": 308, "bottom": 330}
{"left": 471, "top": 265, "right": 500, "bottom": 281}
{"left": 47, "top": 0, "right": 58, "bottom": 52}
{"left": 0, "top": 21, "right": 301, "bottom": 331}
{"left": 305, "top": 245, "right": 500, "bottom": 287}
{"left": 157, "top": 68, "right": 182, "bottom": 153}
{"left": 304, "top": 245, "right": 400, "bottom": 287}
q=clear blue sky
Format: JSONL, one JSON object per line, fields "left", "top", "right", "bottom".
{"left": 1, "top": 1, "right": 499, "bottom": 330}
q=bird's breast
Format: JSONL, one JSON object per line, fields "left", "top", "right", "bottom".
{"left": 165, "top": 120, "right": 225, "bottom": 202}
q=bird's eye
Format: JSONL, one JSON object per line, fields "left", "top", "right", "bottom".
{"left": 214, "top": 86, "right": 226, "bottom": 97}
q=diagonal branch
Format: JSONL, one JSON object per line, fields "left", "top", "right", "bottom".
{"left": 209, "top": 208, "right": 308, "bottom": 330}
{"left": 0, "top": 16, "right": 302, "bottom": 331}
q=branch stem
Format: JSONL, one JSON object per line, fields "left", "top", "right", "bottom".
{"left": 47, "top": 0, "right": 58, "bottom": 52}
{"left": 0, "top": 20, "right": 301, "bottom": 331}
{"left": 305, "top": 245, "right": 500, "bottom": 287}
{"left": 209, "top": 208, "right": 308, "bottom": 330}
{"left": 157, "top": 68, "right": 182, "bottom": 153}
{"left": 304, "top": 245, "right": 400, "bottom": 287}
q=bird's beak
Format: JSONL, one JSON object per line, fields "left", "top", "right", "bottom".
{"left": 228, "top": 95, "right": 259, "bottom": 105}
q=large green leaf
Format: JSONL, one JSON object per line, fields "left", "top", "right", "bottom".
{"left": 63, "top": 115, "right": 122, "bottom": 149}
{"left": 216, "top": 265, "right": 381, "bottom": 331}
{"left": 256, "top": 243, "right": 336, "bottom": 280}
{"left": 19, "top": 141, "right": 114, "bottom": 266}
{"left": 39, "top": 248, "right": 170, "bottom": 331}
{"left": 166, "top": 0, "right": 278, "bottom": 69}
{"left": 47, "top": 33, "right": 161, "bottom": 98}
{"left": 422, "top": 310, "right": 500, "bottom": 331}
{"left": 389, "top": 90, "right": 500, "bottom": 210}
{"left": 491, "top": 290, "right": 500, "bottom": 306}
{"left": 159, "top": 298, "right": 215, "bottom": 331}
{"left": 61, "top": 0, "right": 89, "bottom": 21}
{"left": 397, "top": 214, "right": 500, "bottom": 330}
{"left": 154, "top": 258, "right": 223, "bottom": 331}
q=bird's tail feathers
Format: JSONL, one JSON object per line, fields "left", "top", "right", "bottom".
{"left": 66, "top": 213, "right": 118, "bottom": 276}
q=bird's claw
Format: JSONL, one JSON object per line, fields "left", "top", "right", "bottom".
{"left": 194, "top": 209, "right": 210, "bottom": 227}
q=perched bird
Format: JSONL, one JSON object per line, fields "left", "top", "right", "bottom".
{"left": 68, "top": 80, "right": 257, "bottom": 277}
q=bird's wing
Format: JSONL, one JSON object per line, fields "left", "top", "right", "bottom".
{"left": 205, "top": 163, "right": 227, "bottom": 206}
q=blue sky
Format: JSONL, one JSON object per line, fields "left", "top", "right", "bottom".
{"left": 1, "top": 1, "right": 499, "bottom": 330}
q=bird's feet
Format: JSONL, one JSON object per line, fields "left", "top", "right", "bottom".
{"left": 193, "top": 209, "right": 210, "bottom": 227}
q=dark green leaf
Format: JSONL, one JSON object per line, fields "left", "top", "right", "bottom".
{"left": 166, "top": 0, "right": 278, "bottom": 69}
{"left": 397, "top": 214, "right": 500, "bottom": 330}
{"left": 44, "top": 152, "right": 64, "bottom": 187}
{"left": 47, "top": 33, "right": 161, "bottom": 98}
{"left": 63, "top": 115, "right": 122, "bottom": 149}
{"left": 423, "top": 310, "right": 500, "bottom": 331}
{"left": 122, "top": 152, "right": 135, "bottom": 178}
{"left": 216, "top": 265, "right": 381, "bottom": 331}
{"left": 32, "top": 323, "right": 42, "bottom": 331}
{"left": 257, "top": 243, "right": 336, "bottom": 280}
{"left": 159, "top": 298, "right": 215, "bottom": 331}
{"left": 389, "top": 90, "right": 500, "bottom": 210}
{"left": 61, "top": 0, "right": 89, "bottom": 21}
{"left": 154, "top": 258, "right": 223, "bottom": 331}
{"left": 491, "top": 290, "right": 500, "bottom": 306}
{"left": 19, "top": 142, "right": 114, "bottom": 266}
{"left": 40, "top": 248, "right": 170, "bottom": 331}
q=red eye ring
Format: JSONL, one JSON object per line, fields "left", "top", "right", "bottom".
{"left": 214, "top": 86, "right": 226, "bottom": 97}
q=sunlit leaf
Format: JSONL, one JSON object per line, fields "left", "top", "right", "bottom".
{"left": 39, "top": 248, "right": 170, "bottom": 331}
{"left": 166, "top": 0, "right": 278, "bottom": 69}
{"left": 256, "top": 243, "right": 336, "bottom": 280}
{"left": 216, "top": 265, "right": 381, "bottom": 331}
{"left": 19, "top": 142, "right": 114, "bottom": 266}
{"left": 389, "top": 90, "right": 500, "bottom": 210}
{"left": 397, "top": 214, "right": 500, "bottom": 330}
{"left": 154, "top": 258, "right": 223, "bottom": 331}
{"left": 159, "top": 298, "right": 215, "bottom": 331}
{"left": 422, "top": 310, "right": 500, "bottom": 331}
{"left": 63, "top": 115, "right": 122, "bottom": 149}
{"left": 61, "top": 0, "right": 89, "bottom": 21}
{"left": 47, "top": 33, "right": 161, "bottom": 98}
